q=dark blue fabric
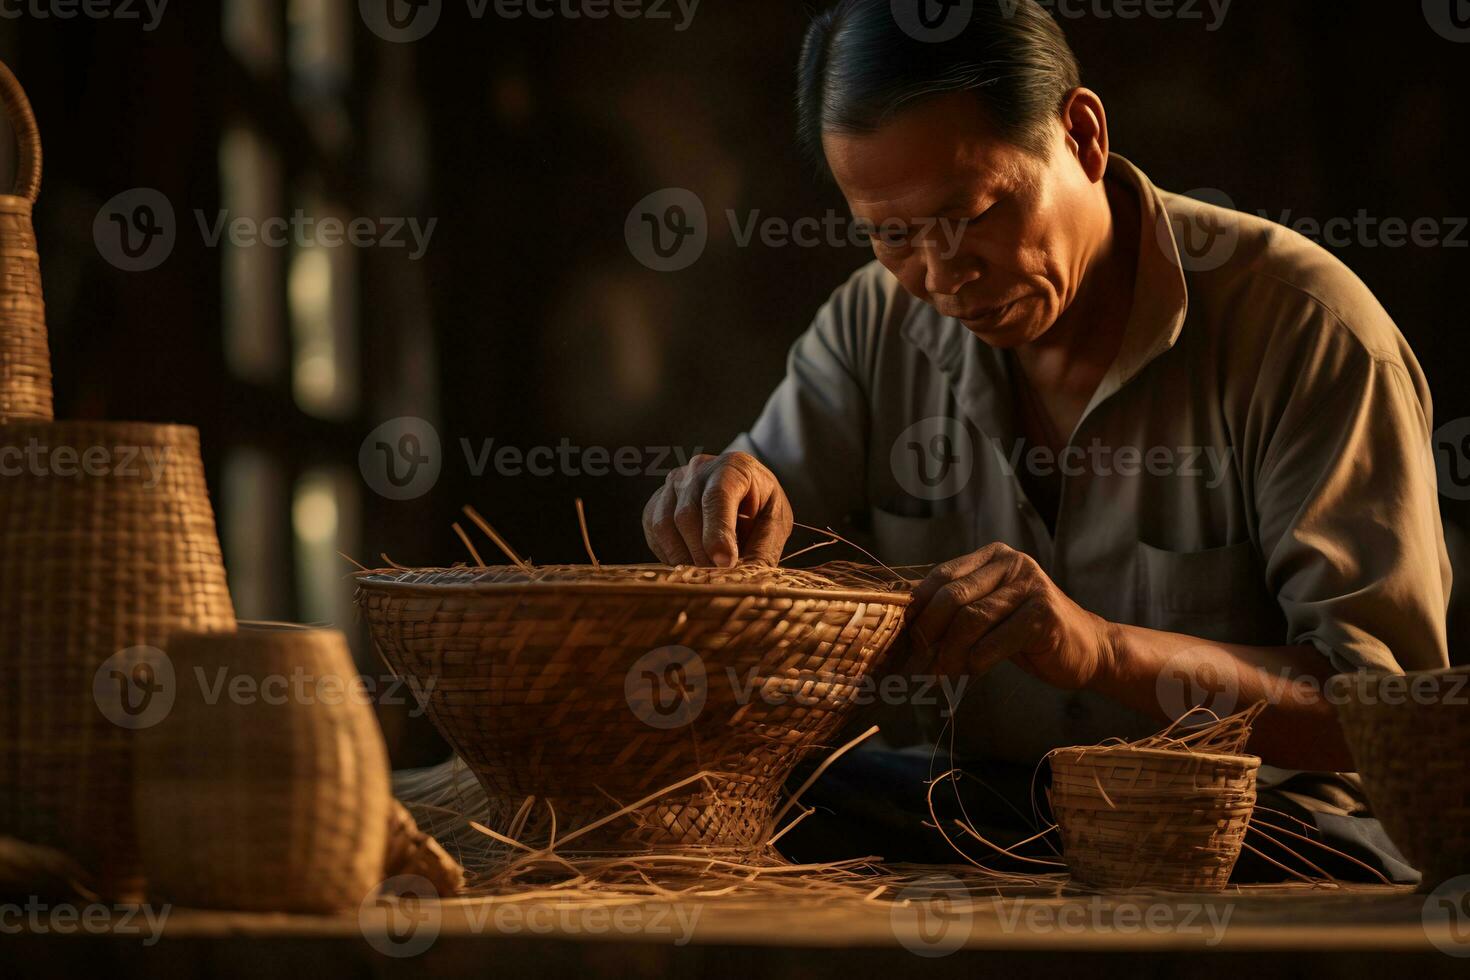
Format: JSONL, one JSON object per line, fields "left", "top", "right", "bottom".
{"left": 776, "top": 746, "right": 1419, "bottom": 884}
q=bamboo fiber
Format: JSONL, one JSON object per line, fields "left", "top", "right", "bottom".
{"left": 0, "top": 60, "right": 51, "bottom": 423}
{"left": 0, "top": 421, "right": 236, "bottom": 895}
{"left": 1333, "top": 667, "right": 1470, "bottom": 889}
{"left": 355, "top": 562, "right": 909, "bottom": 855}
{"left": 134, "top": 626, "right": 392, "bottom": 913}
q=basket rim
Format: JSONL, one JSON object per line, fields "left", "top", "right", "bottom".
{"left": 1049, "top": 745, "right": 1261, "bottom": 769}
{"left": 351, "top": 567, "right": 913, "bottom": 606}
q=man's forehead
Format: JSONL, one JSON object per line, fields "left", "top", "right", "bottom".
{"left": 822, "top": 97, "right": 1026, "bottom": 215}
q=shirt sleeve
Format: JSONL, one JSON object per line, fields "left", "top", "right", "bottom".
{"left": 726, "top": 263, "right": 892, "bottom": 529}
{"left": 1254, "top": 333, "right": 1451, "bottom": 673}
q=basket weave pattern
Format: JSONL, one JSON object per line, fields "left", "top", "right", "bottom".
{"left": 0, "top": 421, "right": 236, "bottom": 893}
{"left": 1334, "top": 669, "right": 1470, "bottom": 888}
{"left": 357, "top": 564, "right": 908, "bottom": 852}
{"left": 0, "top": 62, "right": 50, "bottom": 424}
{"left": 135, "top": 628, "right": 391, "bottom": 912}
{"left": 1050, "top": 746, "right": 1259, "bottom": 891}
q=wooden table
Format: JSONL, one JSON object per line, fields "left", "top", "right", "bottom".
{"left": 8, "top": 878, "right": 1469, "bottom": 977}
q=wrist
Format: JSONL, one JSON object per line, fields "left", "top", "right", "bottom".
{"left": 1091, "top": 617, "right": 1128, "bottom": 692}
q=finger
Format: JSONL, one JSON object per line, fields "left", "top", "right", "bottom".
{"left": 737, "top": 485, "right": 792, "bottom": 566}
{"left": 909, "top": 543, "right": 1010, "bottom": 613}
{"left": 700, "top": 460, "right": 754, "bottom": 568}
{"left": 913, "top": 552, "right": 1022, "bottom": 645}
{"left": 968, "top": 596, "right": 1051, "bottom": 677}
{"left": 670, "top": 467, "right": 714, "bottom": 566}
{"left": 642, "top": 491, "right": 667, "bottom": 562}
{"left": 930, "top": 583, "right": 1028, "bottom": 677}
{"left": 649, "top": 482, "right": 694, "bottom": 565}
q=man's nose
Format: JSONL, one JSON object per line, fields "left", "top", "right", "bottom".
{"left": 924, "top": 251, "right": 981, "bottom": 297}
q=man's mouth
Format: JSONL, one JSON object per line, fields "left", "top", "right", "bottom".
{"left": 953, "top": 297, "right": 1021, "bottom": 323}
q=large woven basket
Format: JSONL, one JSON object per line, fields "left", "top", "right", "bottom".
{"left": 1333, "top": 667, "right": 1470, "bottom": 888}
{"left": 1050, "top": 746, "right": 1260, "bottom": 891}
{"left": 355, "top": 562, "right": 909, "bottom": 854}
{"left": 0, "top": 421, "right": 237, "bottom": 895}
{"left": 134, "top": 625, "right": 392, "bottom": 912}
{"left": 0, "top": 60, "right": 51, "bottom": 424}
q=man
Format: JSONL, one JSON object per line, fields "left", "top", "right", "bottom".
{"left": 641, "top": 0, "right": 1449, "bottom": 876}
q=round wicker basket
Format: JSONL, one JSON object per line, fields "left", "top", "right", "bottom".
{"left": 1049, "top": 745, "right": 1260, "bottom": 892}
{"left": 134, "top": 625, "right": 392, "bottom": 912}
{"left": 1333, "top": 667, "right": 1470, "bottom": 889}
{"left": 355, "top": 562, "right": 910, "bottom": 855}
{"left": 0, "top": 60, "right": 51, "bottom": 424}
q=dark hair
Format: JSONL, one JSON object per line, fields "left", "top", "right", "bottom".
{"left": 797, "top": 0, "right": 1081, "bottom": 171}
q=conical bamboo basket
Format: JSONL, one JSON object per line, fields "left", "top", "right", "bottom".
{"left": 0, "top": 62, "right": 237, "bottom": 897}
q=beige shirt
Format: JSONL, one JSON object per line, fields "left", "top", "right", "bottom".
{"left": 730, "top": 154, "right": 1451, "bottom": 765}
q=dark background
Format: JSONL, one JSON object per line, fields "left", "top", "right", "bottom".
{"left": 1, "top": 1, "right": 1465, "bottom": 760}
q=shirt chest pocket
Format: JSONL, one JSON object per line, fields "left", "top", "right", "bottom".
{"left": 868, "top": 506, "right": 977, "bottom": 567}
{"left": 1133, "top": 539, "right": 1283, "bottom": 644}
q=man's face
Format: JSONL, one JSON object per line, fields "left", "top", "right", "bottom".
{"left": 824, "top": 91, "right": 1100, "bottom": 348}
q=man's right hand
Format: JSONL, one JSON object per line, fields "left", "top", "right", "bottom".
{"left": 642, "top": 452, "right": 793, "bottom": 567}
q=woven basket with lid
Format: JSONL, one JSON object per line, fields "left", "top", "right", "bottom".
{"left": 0, "top": 61, "right": 237, "bottom": 897}
{"left": 355, "top": 562, "right": 909, "bottom": 855}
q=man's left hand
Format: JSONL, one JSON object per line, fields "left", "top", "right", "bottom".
{"left": 907, "top": 543, "right": 1117, "bottom": 690}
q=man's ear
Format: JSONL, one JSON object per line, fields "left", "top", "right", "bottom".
{"left": 1059, "top": 88, "right": 1109, "bottom": 183}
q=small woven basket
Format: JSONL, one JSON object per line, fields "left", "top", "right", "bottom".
{"left": 355, "top": 562, "right": 909, "bottom": 854}
{"left": 0, "top": 60, "right": 51, "bottom": 424}
{"left": 1333, "top": 667, "right": 1470, "bottom": 888}
{"left": 134, "top": 625, "right": 393, "bottom": 912}
{"left": 1050, "top": 746, "right": 1260, "bottom": 891}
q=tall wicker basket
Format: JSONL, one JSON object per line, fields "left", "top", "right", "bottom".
{"left": 135, "top": 626, "right": 392, "bottom": 912}
{"left": 0, "top": 62, "right": 237, "bottom": 896}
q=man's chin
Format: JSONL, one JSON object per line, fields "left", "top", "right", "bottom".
{"left": 957, "top": 302, "right": 1041, "bottom": 347}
